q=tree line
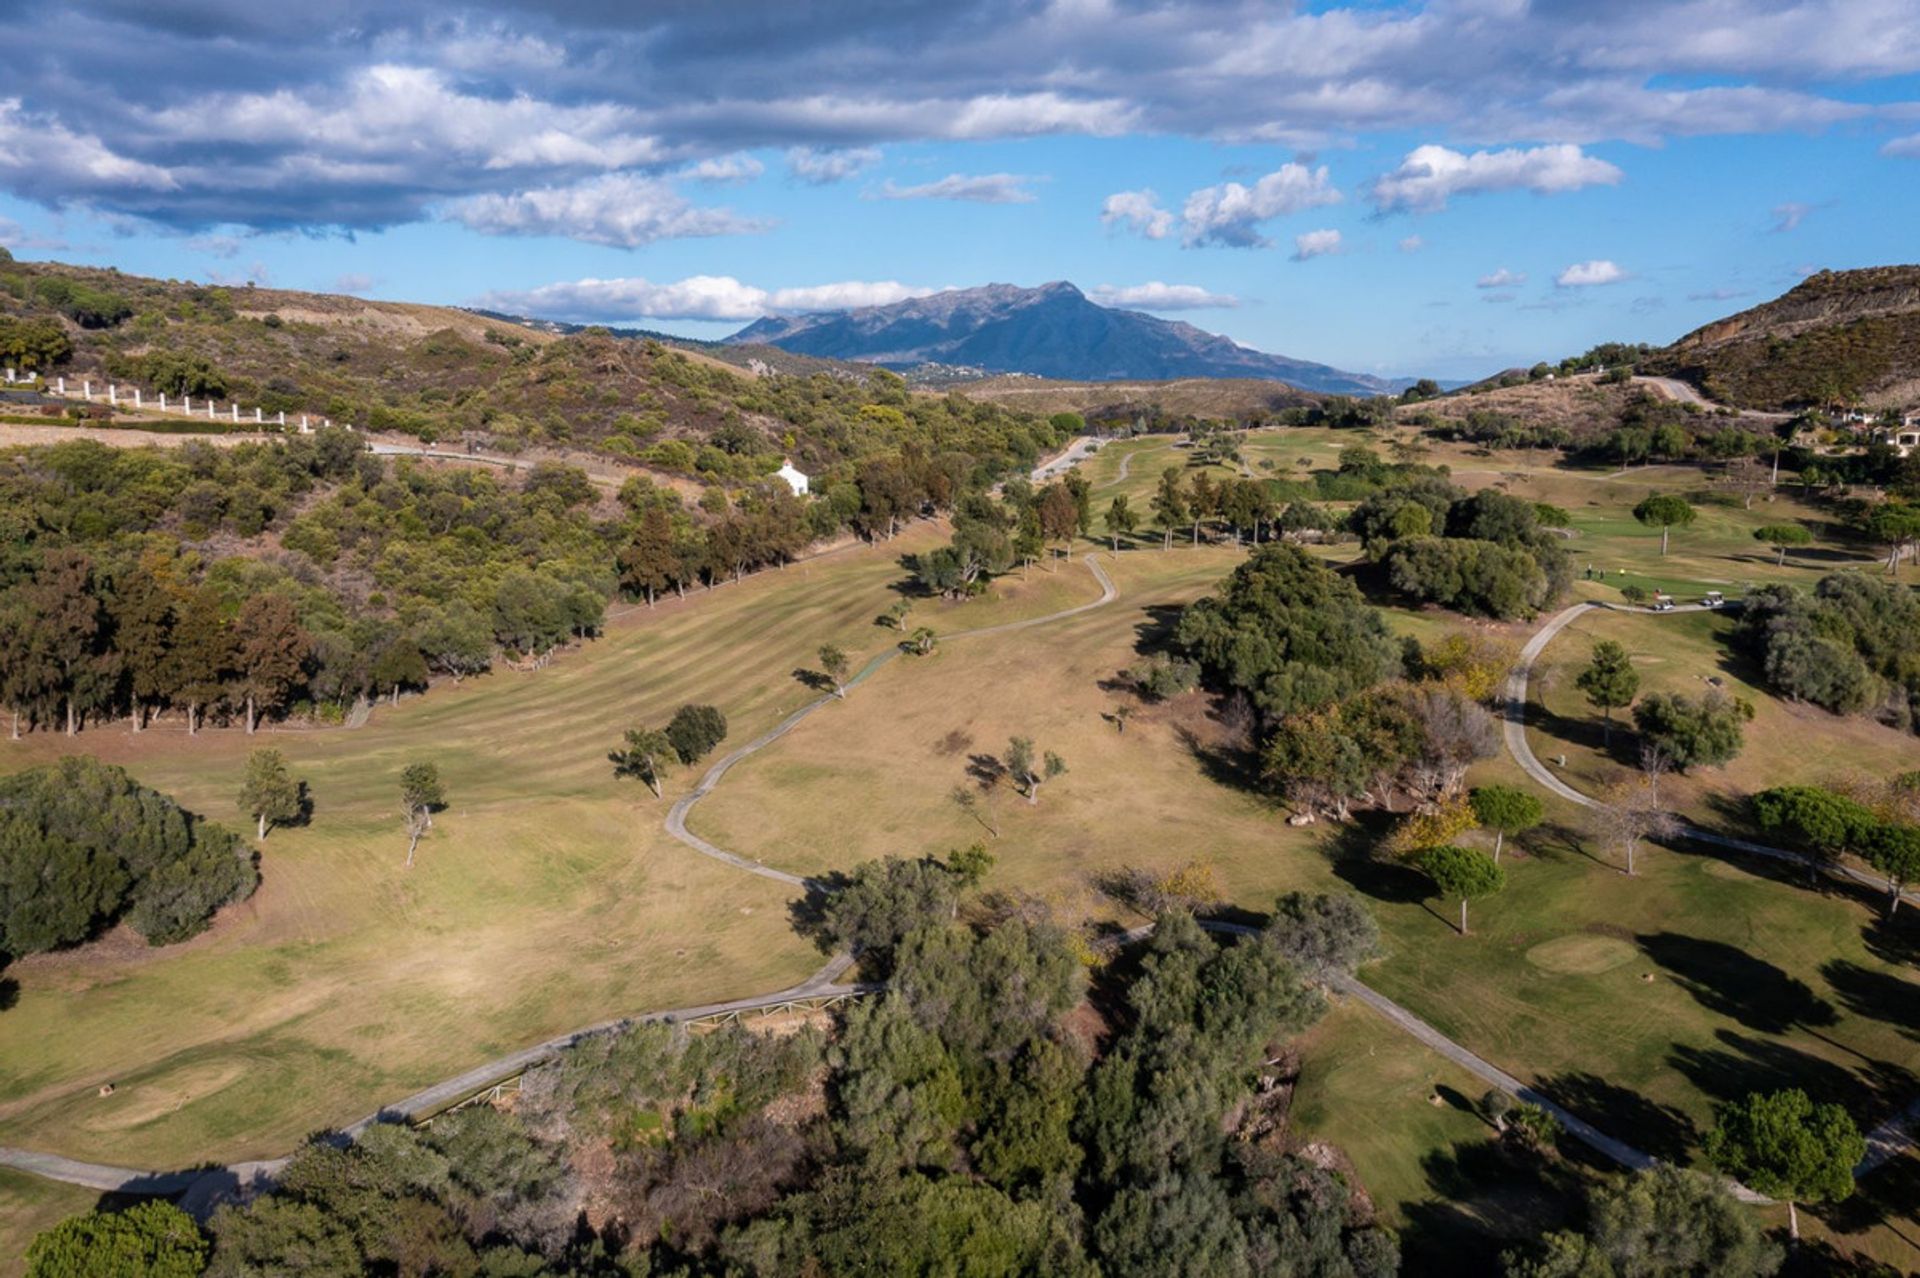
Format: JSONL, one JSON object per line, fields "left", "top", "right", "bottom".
{"left": 0, "top": 419, "right": 1043, "bottom": 735}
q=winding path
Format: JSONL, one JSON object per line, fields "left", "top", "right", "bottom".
{"left": 665, "top": 555, "right": 1118, "bottom": 886}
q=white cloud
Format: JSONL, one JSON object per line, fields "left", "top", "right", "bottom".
{"left": 1181, "top": 163, "right": 1342, "bottom": 248}
{"left": 1089, "top": 282, "right": 1238, "bottom": 310}
{"left": 478, "top": 275, "right": 937, "bottom": 323}
{"left": 1291, "top": 228, "right": 1343, "bottom": 261}
{"left": 1687, "top": 287, "right": 1749, "bottom": 302}
{"left": 873, "top": 173, "right": 1039, "bottom": 203}
{"left": 1101, "top": 189, "right": 1174, "bottom": 239}
{"left": 335, "top": 273, "right": 377, "bottom": 294}
{"left": 1399, "top": 235, "right": 1425, "bottom": 253}
{"left": 1368, "top": 143, "right": 1622, "bottom": 213}
{"left": 1883, "top": 133, "right": 1920, "bottom": 157}
{"left": 785, "top": 146, "right": 881, "bottom": 183}
{"left": 1770, "top": 201, "right": 1817, "bottom": 232}
{"left": 136, "top": 65, "right": 664, "bottom": 173}
{"left": 444, "top": 173, "right": 768, "bottom": 247}
{"left": 681, "top": 153, "right": 765, "bottom": 184}
{"left": 945, "top": 92, "right": 1137, "bottom": 138}
{"left": 1477, "top": 267, "right": 1527, "bottom": 289}
{"left": 0, "top": 97, "right": 177, "bottom": 195}
{"left": 1555, "top": 259, "right": 1628, "bottom": 287}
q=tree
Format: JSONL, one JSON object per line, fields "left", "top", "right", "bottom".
{"left": 903, "top": 626, "right": 938, "bottom": 656}
{"left": 1175, "top": 543, "right": 1399, "bottom": 724}
{"left": 1753, "top": 522, "right": 1812, "bottom": 567}
{"left": 368, "top": 639, "right": 427, "bottom": 707}
{"left": 1720, "top": 456, "right": 1770, "bottom": 510}
{"left": 1631, "top": 689, "right": 1751, "bottom": 770}
{"left": 664, "top": 703, "right": 728, "bottom": 765}
{"left": 1704, "top": 1088, "right": 1864, "bottom": 1241}
{"left": 1591, "top": 781, "right": 1678, "bottom": 876}
{"left": 1470, "top": 785, "right": 1544, "bottom": 861}
{"left": 1150, "top": 466, "right": 1187, "bottom": 550}
{"left": 818, "top": 643, "right": 851, "bottom": 699}
{"left": 1264, "top": 891, "right": 1382, "bottom": 982}
{"left": 400, "top": 761, "right": 444, "bottom": 867}
{"left": 1862, "top": 500, "right": 1920, "bottom": 575}
{"left": 1037, "top": 483, "right": 1080, "bottom": 562}
{"left": 1632, "top": 493, "right": 1696, "bottom": 556}
{"left": 22, "top": 549, "right": 106, "bottom": 736}
{"left": 1750, "top": 785, "right": 1877, "bottom": 864}
{"left": 1004, "top": 736, "right": 1066, "bottom": 805}
{"left": 1862, "top": 822, "right": 1920, "bottom": 915}
{"left": 25, "top": 1201, "right": 207, "bottom": 1278}
{"left": 1418, "top": 845, "right": 1504, "bottom": 935}
{"left": 615, "top": 727, "right": 675, "bottom": 799}
{"left": 231, "top": 593, "right": 312, "bottom": 734}
{"left": 239, "top": 749, "right": 302, "bottom": 841}
{"left": 114, "top": 565, "right": 177, "bottom": 732}
{"left": 1575, "top": 639, "right": 1640, "bottom": 745}
{"left": 1104, "top": 495, "right": 1138, "bottom": 551}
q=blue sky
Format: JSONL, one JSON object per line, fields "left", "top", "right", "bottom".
{"left": 1, "top": 1, "right": 1917, "bottom": 380}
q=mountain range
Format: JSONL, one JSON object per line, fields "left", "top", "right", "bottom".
{"left": 724, "top": 281, "right": 1405, "bottom": 396}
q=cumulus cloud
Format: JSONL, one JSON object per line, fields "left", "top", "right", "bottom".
{"left": 1556, "top": 259, "right": 1628, "bottom": 287}
{"left": 1101, "top": 189, "right": 1174, "bottom": 239}
{"left": 0, "top": 1, "right": 1907, "bottom": 234}
{"left": 1291, "top": 228, "right": 1343, "bottom": 261}
{"left": 1477, "top": 267, "right": 1526, "bottom": 289}
{"left": 1368, "top": 143, "right": 1622, "bottom": 213}
{"left": 444, "top": 173, "right": 768, "bottom": 247}
{"left": 681, "top": 153, "right": 765, "bottom": 184}
{"left": 1181, "top": 164, "right": 1342, "bottom": 248}
{"left": 873, "top": 173, "right": 1038, "bottom": 203}
{"left": 478, "top": 275, "right": 936, "bottom": 323}
{"left": 786, "top": 146, "right": 881, "bottom": 183}
{"left": 1089, "top": 282, "right": 1238, "bottom": 310}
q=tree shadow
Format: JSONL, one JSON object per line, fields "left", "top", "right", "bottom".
{"left": 0, "top": 974, "right": 15, "bottom": 1012}
{"left": 1530, "top": 1071, "right": 1698, "bottom": 1161}
{"left": 1668, "top": 1029, "right": 1865, "bottom": 1113}
{"left": 1637, "top": 931, "right": 1838, "bottom": 1034}
{"left": 1818, "top": 1149, "right": 1920, "bottom": 1261}
{"left": 791, "top": 667, "right": 834, "bottom": 694}
{"left": 1399, "top": 1138, "right": 1583, "bottom": 1276}
{"left": 1131, "top": 603, "right": 1185, "bottom": 657}
{"left": 1529, "top": 819, "right": 1612, "bottom": 869}
{"left": 786, "top": 870, "right": 854, "bottom": 957}
{"left": 1172, "top": 723, "right": 1265, "bottom": 795}
{"left": 1821, "top": 960, "right": 1920, "bottom": 1043}
{"left": 964, "top": 753, "right": 1008, "bottom": 787}
{"left": 1864, "top": 909, "right": 1920, "bottom": 969}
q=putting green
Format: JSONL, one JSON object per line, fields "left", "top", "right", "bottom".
{"left": 1524, "top": 933, "right": 1637, "bottom": 975}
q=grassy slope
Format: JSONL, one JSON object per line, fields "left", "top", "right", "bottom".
{"left": 0, "top": 1171, "right": 97, "bottom": 1277}
{"left": 0, "top": 530, "right": 963, "bottom": 1168}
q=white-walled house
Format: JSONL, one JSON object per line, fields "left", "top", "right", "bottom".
{"left": 776, "top": 458, "right": 810, "bottom": 496}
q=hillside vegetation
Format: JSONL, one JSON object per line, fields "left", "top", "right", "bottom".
{"left": 1651, "top": 266, "right": 1920, "bottom": 410}
{"left": 0, "top": 255, "right": 1056, "bottom": 485}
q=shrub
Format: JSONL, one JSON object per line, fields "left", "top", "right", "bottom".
{"left": 665, "top": 703, "right": 729, "bottom": 765}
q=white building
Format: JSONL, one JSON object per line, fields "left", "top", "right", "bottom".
{"left": 776, "top": 458, "right": 810, "bottom": 496}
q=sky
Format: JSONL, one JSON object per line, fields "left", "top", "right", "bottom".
{"left": 0, "top": 0, "right": 1917, "bottom": 380}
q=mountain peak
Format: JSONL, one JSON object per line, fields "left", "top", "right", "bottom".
{"left": 727, "top": 282, "right": 1398, "bottom": 395}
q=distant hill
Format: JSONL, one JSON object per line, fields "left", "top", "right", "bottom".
{"left": 725, "top": 281, "right": 1405, "bottom": 396}
{"left": 1650, "top": 266, "right": 1920, "bottom": 410}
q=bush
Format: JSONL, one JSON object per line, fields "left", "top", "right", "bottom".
{"left": 666, "top": 703, "right": 729, "bottom": 765}
{"left": 1632, "top": 690, "right": 1752, "bottom": 770}
{"left": 26, "top": 1201, "right": 206, "bottom": 1278}
{"left": 0, "top": 757, "right": 257, "bottom": 954}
